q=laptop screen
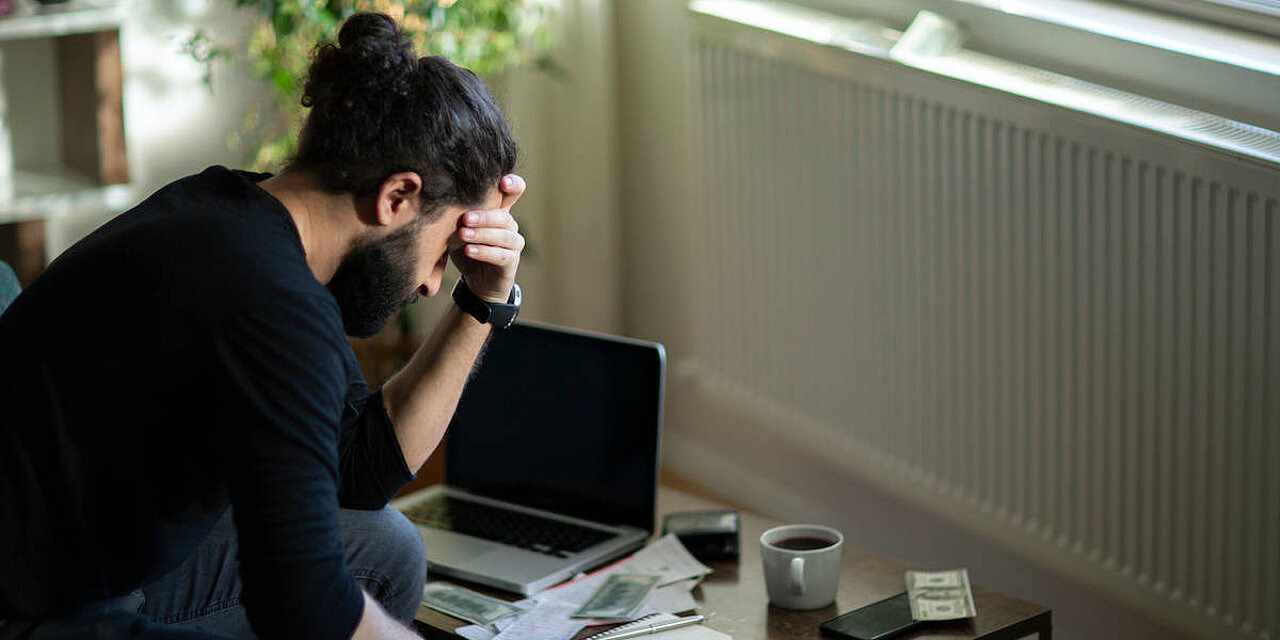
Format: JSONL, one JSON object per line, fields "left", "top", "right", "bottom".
{"left": 445, "top": 321, "right": 665, "bottom": 533}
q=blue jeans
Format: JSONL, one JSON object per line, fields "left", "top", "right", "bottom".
{"left": 138, "top": 506, "right": 427, "bottom": 637}
{"left": 0, "top": 506, "right": 427, "bottom": 639}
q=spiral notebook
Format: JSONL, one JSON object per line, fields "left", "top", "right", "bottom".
{"left": 584, "top": 613, "right": 732, "bottom": 640}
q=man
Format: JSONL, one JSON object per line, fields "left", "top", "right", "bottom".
{"left": 0, "top": 13, "right": 520, "bottom": 639}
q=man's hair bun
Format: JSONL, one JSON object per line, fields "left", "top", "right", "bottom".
{"left": 302, "top": 12, "right": 417, "bottom": 111}
{"left": 291, "top": 12, "right": 517, "bottom": 219}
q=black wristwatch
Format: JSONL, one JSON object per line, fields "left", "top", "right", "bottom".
{"left": 452, "top": 277, "right": 522, "bottom": 329}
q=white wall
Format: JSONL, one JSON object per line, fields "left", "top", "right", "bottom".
{"left": 121, "top": 0, "right": 263, "bottom": 194}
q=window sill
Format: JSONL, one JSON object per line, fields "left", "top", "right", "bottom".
{"left": 953, "top": 0, "right": 1280, "bottom": 78}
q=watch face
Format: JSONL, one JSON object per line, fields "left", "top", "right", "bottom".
{"left": 492, "top": 303, "right": 519, "bottom": 328}
{"left": 492, "top": 283, "right": 521, "bottom": 328}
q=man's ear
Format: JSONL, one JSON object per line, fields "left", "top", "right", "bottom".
{"left": 374, "top": 172, "right": 424, "bottom": 226}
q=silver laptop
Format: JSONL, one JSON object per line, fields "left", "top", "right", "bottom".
{"left": 391, "top": 320, "right": 665, "bottom": 595}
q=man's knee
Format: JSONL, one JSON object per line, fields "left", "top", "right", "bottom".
{"left": 339, "top": 506, "right": 426, "bottom": 623}
{"left": 373, "top": 506, "right": 427, "bottom": 576}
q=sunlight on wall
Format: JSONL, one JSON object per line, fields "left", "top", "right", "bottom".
{"left": 121, "top": 0, "right": 267, "bottom": 195}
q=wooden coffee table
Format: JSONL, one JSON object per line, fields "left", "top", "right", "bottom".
{"left": 414, "top": 482, "right": 1051, "bottom": 639}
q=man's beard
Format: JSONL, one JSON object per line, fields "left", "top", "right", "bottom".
{"left": 327, "top": 220, "right": 424, "bottom": 339}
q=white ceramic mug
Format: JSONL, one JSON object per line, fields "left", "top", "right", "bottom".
{"left": 760, "top": 523, "right": 844, "bottom": 610}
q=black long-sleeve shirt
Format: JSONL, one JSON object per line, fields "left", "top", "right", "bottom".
{"left": 0, "top": 166, "right": 413, "bottom": 638}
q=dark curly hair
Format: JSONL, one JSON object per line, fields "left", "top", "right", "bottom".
{"left": 290, "top": 12, "right": 518, "bottom": 219}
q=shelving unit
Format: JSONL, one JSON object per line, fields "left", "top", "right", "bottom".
{"left": 0, "top": 0, "right": 121, "bottom": 41}
{"left": 0, "top": 0, "right": 132, "bottom": 284}
{"left": 5, "top": 168, "right": 134, "bottom": 222}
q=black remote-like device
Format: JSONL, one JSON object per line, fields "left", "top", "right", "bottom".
{"left": 819, "top": 592, "right": 921, "bottom": 640}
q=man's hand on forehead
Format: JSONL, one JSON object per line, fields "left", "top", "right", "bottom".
{"left": 449, "top": 174, "right": 526, "bottom": 303}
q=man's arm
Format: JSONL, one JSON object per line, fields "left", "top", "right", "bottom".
{"left": 380, "top": 304, "right": 491, "bottom": 472}
{"left": 352, "top": 591, "right": 420, "bottom": 640}
{"left": 214, "top": 289, "right": 368, "bottom": 640}
{"left": 381, "top": 174, "right": 526, "bottom": 472}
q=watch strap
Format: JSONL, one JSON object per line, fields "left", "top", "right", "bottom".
{"left": 452, "top": 277, "right": 521, "bottom": 329}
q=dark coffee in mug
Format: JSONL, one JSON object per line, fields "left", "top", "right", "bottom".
{"left": 774, "top": 536, "right": 836, "bottom": 551}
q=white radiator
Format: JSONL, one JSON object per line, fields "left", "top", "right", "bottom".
{"left": 686, "top": 2, "right": 1280, "bottom": 638}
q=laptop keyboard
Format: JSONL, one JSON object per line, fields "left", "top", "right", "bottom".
{"left": 404, "top": 495, "right": 619, "bottom": 558}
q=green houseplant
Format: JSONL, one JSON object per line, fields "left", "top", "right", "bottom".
{"left": 188, "top": 0, "right": 555, "bottom": 171}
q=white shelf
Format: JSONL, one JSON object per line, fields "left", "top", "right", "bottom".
{"left": 0, "top": 168, "right": 133, "bottom": 223}
{"left": 0, "top": 0, "right": 123, "bottom": 42}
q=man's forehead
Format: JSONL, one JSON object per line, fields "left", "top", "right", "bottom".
{"left": 437, "top": 185, "right": 503, "bottom": 224}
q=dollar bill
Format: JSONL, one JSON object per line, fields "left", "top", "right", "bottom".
{"left": 905, "top": 569, "right": 977, "bottom": 621}
{"left": 571, "top": 574, "right": 662, "bottom": 619}
{"left": 421, "top": 582, "right": 528, "bottom": 626}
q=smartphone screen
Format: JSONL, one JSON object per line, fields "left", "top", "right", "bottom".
{"left": 819, "top": 592, "right": 920, "bottom": 640}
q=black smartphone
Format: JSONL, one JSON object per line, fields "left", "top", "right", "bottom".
{"left": 819, "top": 592, "right": 920, "bottom": 640}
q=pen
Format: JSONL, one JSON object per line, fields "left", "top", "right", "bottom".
{"left": 594, "top": 614, "right": 706, "bottom": 640}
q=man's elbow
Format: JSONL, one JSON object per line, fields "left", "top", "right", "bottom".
{"left": 241, "top": 572, "right": 364, "bottom": 640}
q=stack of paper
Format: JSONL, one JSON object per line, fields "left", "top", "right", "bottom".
{"left": 446, "top": 534, "right": 713, "bottom": 640}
